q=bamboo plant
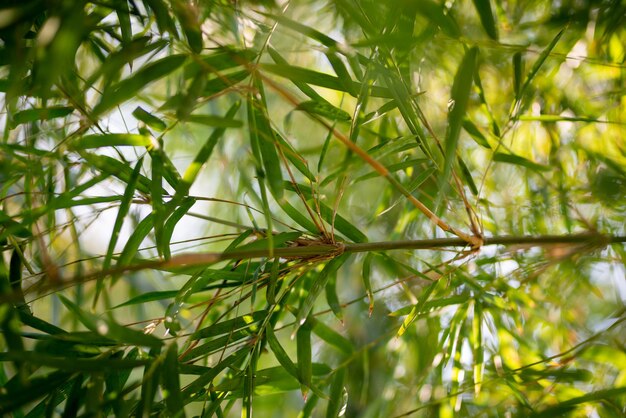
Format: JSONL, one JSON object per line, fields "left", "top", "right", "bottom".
{"left": 0, "top": 0, "right": 625, "bottom": 416}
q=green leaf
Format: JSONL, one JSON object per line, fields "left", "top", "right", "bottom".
{"left": 325, "top": 270, "right": 343, "bottom": 321}
{"left": 472, "top": 0, "right": 498, "bottom": 40}
{"left": 266, "top": 326, "right": 300, "bottom": 381}
{"left": 144, "top": 0, "right": 178, "bottom": 35}
{"left": 0, "top": 371, "right": 72, "bottom": 414}
{"left": 11, "top": 106, "right": 73, "bottom": 127}
{"left": 116, "top": 0, "right": 132, "bottom": 45}
{"left": 182, "top": 348, "right": 250, "bottom": 400}
{"left": 112, "top": 290, "right": 178, "bottom": 309}
{"left": 93, "top": 54, "right": 187, "bottom": 116}
{"left": 493, "top": 152, "right": 551, "bottom": 172}
{"left": 296, "top": 100, "right": 351, "bottom": 122}
{"left": 180, "top": 102, "right": 241, "bottom": 192}
{"left": 518, "top": 28, "right": 565, "bottom": 102}
{"left": 260, "top": 63, "right": 393, "bottom": 98}
{"left": 192, "top": 311, "right": 267, "bottom": 340}
{"left": 513, "top": 51, "right": 523, "bottom": 99}
{"left": 171, "top": 0, "right": 203, "bottom": 53}
{"left": 183, "top": 48, "right": 256, "bottom": 79}
{"left": 162, "top": 343, "right": 185, "bottom": 417}
{"left": 138, "top": 348, "right": 162, "bottom": 416}
{"left": 438, "top": 47, "right": 478, "bottom": 207}
{"left": 75, "top": 133, "right": 152, "bottom": 150}
{"left": 530, "top": 387, "right": 626, "bottom": 418}
{"left": 297, "top": 319, "right": 313, "bottom": 399}
{"left": 162, "top": 197, "right": 195, "bottom": 259}
{"left": 248, "top": 76, "right": 284, "bottom": 200}
{"left": 362, "top": 253, "right": 374, "bottom": 315}
{"left": 296, "top": 255, "right": 350, "bottom": 330}
{"left": 396, "top": 281, "right": 440, "bottom": 338}
{"left": 186, "top": 114, "right": 243, "bottom": 127}
{"left": 0, "top": 351, "right": 149, "bottom": 372}
{"left": 462, "top": 119, "right": 491, "bottom": 149}
{"left": 326, "top": 368, "right": 346, "bottom": 418}
{"left": 133, "top": 106, "right": 167, "bottom": 131}
{"left": 57, "top": 295, "right": 163, "bottom": 348}
{"left": 78, "top": 153, "right": 156, "bottom": 195}
{"left": 457, "top": 155, "right": 479, "bottom": 196}
{"left": 103, "top": 157, "right": 143, "bottom": 273}
{"left": 181, "top": 330, "right": 254, "bottom": 361}
{"left": 311, "top": 318, "right": 353, "bottom": 355}
{"left": 417, "top": 0, "right": 461, "bottom": 38}
{"left": 116, "top": 212, "right": 155, "bottom": 267}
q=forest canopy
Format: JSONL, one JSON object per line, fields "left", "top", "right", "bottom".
{"left": 0, "top": 0, "right": 625, "bottom": 417}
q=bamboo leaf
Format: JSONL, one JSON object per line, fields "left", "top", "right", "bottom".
{"left": 310, "top": 317, "right": 353, "bottom": 355}
{"left": 530, "top": 387, "right": 626, "bottom": 418}
{"left": 180, "top": 102, "right": 241, "bottom": 192}
{"left": 133, "top": 106, "right": 167, "bottom": 131}
{"left": 296, "top": 100, "right": 351, "bottom": 122}
{"left": 57, "top": 295, "right": 163, "bottom": 348}
{"left": 248, "top": 76, "right": 284, "bottom": 200}
{"left": 162, "top": 197, "right": 195, "bottom": 259}
{"left": 462, "top": 119, "right": 491, "bottom": 149}
{"left": 80, "top": 153, "right": 156, "bottom": 195}
{"left": 260, "top": 63, "right": 393, "bottom": 98}
{"left": 103, "top": 157, "right": 143, "bottom": 272}
{"left": 182, "top": 348, "right": 249, "bottom": 400}
{"left": 116, "top": 212, "right": 154, "bottom": 267}
{"left": 397, "top": 281, "right": 440, "bottom": 338}
{"left": 518, "top": 28, "right": 565, "bottom": 101}
{"left": 417, "top": 0, "right": 461, "bottom": 38}
{"left": 112, "top": 290, "right": 178, "bottom": 309}
{"left": 162, "top": 343, "right": 185, "bottom": 417}
{"left": 185, "top": 114, "right": 243, "bottom": 127}
{"left": 457, "top": 155, "right": 479, "bottom": 196}
{"left": 0, "top": 371, "right": 72, "bottom": 414}
{"left": 11, "top": 106, "right": 73, "bottom": 127}
{"left": 296, "top": 255, "right": 350, "bottom": 330}
{"left": 192, "top": 311, "right": 266, "bottom": 340}
{"left": 266, "top": 326, "right": 300, "bottom": 380}
{"left": 93, "top": 54, "right": 187, "bottom": 116}
{"left": 362, "top": 253, "right": 374, "bottom": 315}
{"left": 116, "top": 0, "right": 132, "bottom": 45}
{"left": 75, "top": 134, "right": 152, "bottom": 150}
{"left": 138, "top": 348, "right": 161, "bottom": 416}
{"left": 513, "top": 51, "right": 523, "bottom": 99}
{"left": 472, "top": 0, "right": 498, "bottom": 40}
{"left": 493, "top": 152, "right": 551, "bottom": 172}
{"left": 143, "top": 0, "right": 178, "bottom": 35}
{"left": 171, "top": 0, "right": 203, "bottom": 53}
{"left": 0, "top": 351, "right": 149, "bottom": 372}
{"left": 325, "top": 270, "right": 343, "bottom": 321}
{"left": 326, "top": 368, "right": 347, "bottom": 418}
{"left": 438, "top": 47, "right": 478, "bottom": 207}
{"left": 297, "top": 319, "right": 313, "bottom": 399}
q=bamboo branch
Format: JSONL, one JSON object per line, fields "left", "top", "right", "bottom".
{"left": 17, "top": 233, "right": 625, "bottom": 305}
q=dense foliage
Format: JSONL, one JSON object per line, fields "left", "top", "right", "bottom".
{"left": 1, "top": 0, "right": 625, "bottom": 416}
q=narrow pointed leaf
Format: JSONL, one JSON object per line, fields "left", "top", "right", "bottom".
{"left": 75, "top": 134, "right": 152, "bottom": 150}
{"left": 493, "top": 152, "right": 551, "bottom": 172}
{"left": 297, "top": 319, "right": 313, "bottom": 399}
{"left": 326, "top": 368, "right": 346, "bottom": 418}
{"left": 296, "top": 255, "right": 350, "bottom": 330}
{"left": 11, "top": 106, "right": 73, "bottom": 127}
{"left": 133, "top": 106, "right": 167, "bottom": 131}
{"left": 93, "top": 54, "right": 187, "bottom": 116}
{"left": 163, "top": 343, "right": 185, "bottom": 417}
{"left": 438, "top": 47, "right": 478, "bottom": 206}
{"left": 472, "top": 0, "right": 498, "bottom": 40}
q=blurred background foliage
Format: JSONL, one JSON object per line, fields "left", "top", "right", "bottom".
{"left": 0, "top": 0, "right": 625, "bottom": 416}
